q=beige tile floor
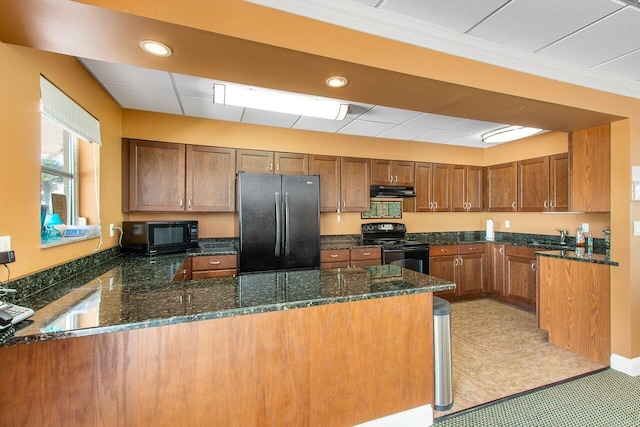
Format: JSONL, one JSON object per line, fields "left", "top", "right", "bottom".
{"left": 434, "top": 298, "right": 606, "bottom": 418}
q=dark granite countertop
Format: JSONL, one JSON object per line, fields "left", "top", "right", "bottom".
{"left": 535, "top": 248, "right": 617, "bottom": 266}
{"left": 6, "top": 254, "right": 453, "bottom": 347}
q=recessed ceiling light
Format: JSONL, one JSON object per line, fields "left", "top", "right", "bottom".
{"left": 326, "top": 76, "right": 349, "bottom": 88}
{"left": 482, "top": 126, "right": 543, "bottom": 143}
{"left": 139, "top": 40, "right": 173, "bottom": 57}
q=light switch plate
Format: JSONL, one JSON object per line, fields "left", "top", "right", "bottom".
{"left": 0, "top": 236, "right": 10, "bottom": 252}
{"left": 634, "top": 221, "right": 640, "bottom": 236}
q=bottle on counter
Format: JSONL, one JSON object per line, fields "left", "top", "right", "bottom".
{"left": 587, "top": 232, "right": 593, "bottom": 253}
{"left": 604, "top": 230, "right": 611, "bottom": 248}
{"left": 575, "top": 226, "right": 583, "bottom": 247}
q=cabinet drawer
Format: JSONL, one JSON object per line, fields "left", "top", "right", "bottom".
{"left": 192, "top": 269, "right": 237, "bottom": 279}
{"left": 350, "top": 247, "right": 381, "bottom": 261}
{"left": 505, "top": 246, "right": 539, "bottom": 259}
{"left": 321, "top": 261, "right": 351, "bottom": 269}
{"left": 430, "top": 245, "right": 457, "bottom": 257}
{"left": 458, "top": 243, "right": 485, "bottom": 254}
{"left": 321, "top": 249, "right": 350, "bottom": 263}
{"left": 192, "top": 255, "right": 237, "bottom": 271}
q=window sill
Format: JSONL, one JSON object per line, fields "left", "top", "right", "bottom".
{"left": 41, "top": 225, "right": 102, "bottom": 248}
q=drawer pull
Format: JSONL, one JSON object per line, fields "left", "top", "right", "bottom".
{"left": 209, "top": 261, "right": 221, "bottom": 265}
{"left": 330, "top": 254, "right": 339, "bottom": 258}
{"left": 362, "top": 252, "right": 371, "bottom": 256}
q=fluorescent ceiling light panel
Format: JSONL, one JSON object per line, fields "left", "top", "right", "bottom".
{"left": 482, "top": 125, "right": 543, "bottom": 143}
{"left": 213, "top": 83, "right": 348, "bottom": 120}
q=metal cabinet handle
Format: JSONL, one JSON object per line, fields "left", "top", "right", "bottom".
{"left": 499, "top": 247, "right": 504, "bottom": 255}
{"left": 550, "top": 200, "right": 555, "bottom": 208}
{"left": 454, "top": 258, "right": 459, "bottom": 266}
{"left": 209, "top": 261, "right": 221, "bottom": 265}
{"left": 440, "top": 248, "right": 447, "bottom": 252}
{"left": 434, "top": 201, "right": 438, "bottom": 209}
{"left": 469, "top": 247, "right": 475, "bottom": 250}
{"left": 459, "top": 257, "right": 463, "bottom": 265}
{"left": 544, "top": 200, "right": 548, "bottom": 208}
{"left": 188, "top": 198, "right": 192, "bottom": 208}
{"left": 179, "top": 198, "right": 184, "bottom": 208}
{"left": 330, "top": 254, "right": 338, "bottom": 258}
{"left": 531, "top": 262, "right": 536, "bottom": 271}
{"left": 512, "top": 201, "right": 516, "bottom": 210}
{"left": 390, "top": 176, "right": 394, "bottom": 183}
{"left": 362, "top": 252, "right": 371, "bottom": 256}
{"left": 394, "top": 175, "right": 398, "bottom": 183}
{"left": 270, "top": 163, "right": 273, "bottom": 172}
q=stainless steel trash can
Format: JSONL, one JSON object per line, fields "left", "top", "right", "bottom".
{"left": 433, "top": 296, "right": 453, "bottom": 411}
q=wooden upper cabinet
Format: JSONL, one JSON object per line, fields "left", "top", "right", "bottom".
{"left": 414, "top": 162, "right": 451, "bottom": 212}
{"left": 371, "top": 159, "right": 414, "bottom": 187}
{"left": 236, "top": 149, "right": 308, "bottom": 175}
{"left": 487, "top": 161, "right": 518, "bottom": 212}
{"left": 518, "top": 156, "right": 550, "bottom": 212}
{"left": 309, "top": 155, "right": 341, "bottom": 212}
{"left": 340, "top": 157, "right": 370, "bottom": 212}
{"left": 570, "top": 124, "right": 611, "bottom": 212}
{"left": 452, "top": 165, "right": 484, "bottom": 212}
{"left": 126, "top": 139, "right": 186, "bottom": 212}
{"left": 549, "top": 153, "right": 569, "bottom": 212}
{"left": 186, "top": 146, "right": 235, "bottom": 212}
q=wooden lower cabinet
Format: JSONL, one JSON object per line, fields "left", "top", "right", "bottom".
{"left": 537, "top": 256, "right": 610, "bottom": 365}
{"left": 430, "top": 244, "right": 485, "bottom": 300}
{"left": 487, "top": 243, "right": 505, "bottom": 297}
{"left": 320, "top": 248, "right": 381, "bottom": 269}
{"left": 504, "top": 246, "right": 538, "bottom": 309}
{"left": 191, "top": 255, "right": 237, "bottom": 279}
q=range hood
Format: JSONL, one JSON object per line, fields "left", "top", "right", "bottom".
{"left": 370, "top": 185, "right": 416, "bottom": 198}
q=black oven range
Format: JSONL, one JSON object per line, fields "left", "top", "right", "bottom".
{"left": 361, "top": 222, "right": 430, "bottom": 274}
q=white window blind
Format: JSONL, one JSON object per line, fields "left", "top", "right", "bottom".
{"left": 40, "top": 76, "right": 102, "bottom": 145}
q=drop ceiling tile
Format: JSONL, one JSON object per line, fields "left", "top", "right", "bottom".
{"left": 241, "top": 108, "right": 300, "bottom": 127}
{"left": 538, "top": 7, "right": 640, "bottom": 67}
{"left": 405, "top": 113, "right": 466, "bottom": 129}
{"left": 594, "top": 49, "right": 640, "bottom": 80}
{"left": 357, "top": 105, "right": 423, "bottom": 124}
{"left": 350, "top": 0, "right": 380, "bottom": 6}
{"left": 81, "top": 58, "right": 175, "bottom": 93}
{"left": 338, "top": 120, "right": 396, "bottom": 137}
{"left": 444, "top": 119, "right": 507, "bottom": 133}
{"left": 379, "top": 0, "right": 508, "bottom": 32}
{"left": 414, "top": 129, "right": 469, "bottom": 144}
{"left": 104, "top": 84, "right": 182, "bottom": 114}
{"left": 173, "top": 73, "right": 215, "bottom": 99}
{"left": 378, "top": 125, "right": 435, "bottom": 140}
{"left": 469, "top": 0, "right": 623, "bottom": 52}
{"left": 293, "top": 116, "right": 353, "bottom": 133}
{"left": 180, "top": 96, "right": 244, "bottom": 121}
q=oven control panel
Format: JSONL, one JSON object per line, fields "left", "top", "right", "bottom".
{"left": 362, "top": 223, "right": 406, "bottom": 233}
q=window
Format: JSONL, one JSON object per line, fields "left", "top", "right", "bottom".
{"left": 39, "top": 76, "right": 102, "bottom": 246}
{"left": 41, "top": 115, "right": 78, "bottom": 225}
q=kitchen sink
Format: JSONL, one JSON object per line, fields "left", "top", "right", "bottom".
{"left": 527, "top": 241, "right": 571, "bottom": 250}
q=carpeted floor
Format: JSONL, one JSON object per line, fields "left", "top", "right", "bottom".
{"left": 434, "top": 368, "right": 640, "bottom": 426}
{"left": 434, "top": 298, "right": 606, "bottom": 418}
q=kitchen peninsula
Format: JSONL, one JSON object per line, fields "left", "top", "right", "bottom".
{"left": 0, "top": 252, "right": 454, "bottom": 426}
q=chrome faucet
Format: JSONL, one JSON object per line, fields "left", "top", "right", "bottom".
{"left": 556, "top": 229, "right": 568, "bottom": 245}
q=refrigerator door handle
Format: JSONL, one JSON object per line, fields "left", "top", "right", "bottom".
{"left": 274, "top": 192, "right": 282, "bottom": 257}
{"left": 284, "top": 192, "right": 291, "bottom": 256}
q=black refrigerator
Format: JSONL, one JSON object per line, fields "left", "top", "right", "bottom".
{"left": 237, "top": 172, "right": 320, "bottom": 274}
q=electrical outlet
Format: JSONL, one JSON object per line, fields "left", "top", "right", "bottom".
{"left": 0, "top": 236, "right": 10, "bottom": 252}
{"left": 634, "top": 221, "right": 640, "bottom": 237}
{"left": 504, "top": 220, "right": 511, "bottom": 229}
{"left": 110, "top": 224, "right": 115, "bottom": 237}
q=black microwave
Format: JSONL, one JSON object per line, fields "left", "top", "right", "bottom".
{"left": 121, "top": 221, "right": 199, "bottom": 255}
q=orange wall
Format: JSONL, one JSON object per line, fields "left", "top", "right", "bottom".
{"left": 0, "top": 43, "right": 123, "bottom": 280}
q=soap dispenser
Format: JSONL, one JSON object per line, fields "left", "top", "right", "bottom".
{"left": 575, "top": 226, "right": 585, "bottom": 247}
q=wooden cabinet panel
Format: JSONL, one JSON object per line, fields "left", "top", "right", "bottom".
{"left": 538, "top": 256, "right": 610, "bottom": 364}
{"left": 310, "top": 155, "right": 340, "bottom": 212}
{"left": 458, "top": 252, "right": 484, "bottom": 297}
{"left": 191, "top": 255, "right": 237, "bottom": 279}
{"left": 452, "top": 165, "right": 484, "bottom": 212}
{"left": 487, "top": 161, "right": 517, "bottom": 212}
{"left": 274, "top": 152, "right": 308, "bottom": 175}
{"left": 487, "top": 243, "right": 505, "bottom": 297}
{"left": 549, "top": 153, "right": 569, "bottom": 212}
{"left": 340, "top": 157, "right": 370, "bottom": 212}
{"left": 127, "top": 139, "right": 186, "bottom": 211}
{"left": 430, "top": 254, "right": 457, "bottom": 299}
{"left": 236, "top": 149, "right": 273, "bottom": 173}
{"left": 414, "top": 162, "right": 433, "bottom": 212}
{"left": 505, "top": 246, "right": 538, "bottom": 309}
{"left": 518, "top": 156, "right": 550, "bottom": 212}
{"left": 430, "top": 244, "right": 484, "bottom": 299}
{"left": 414, "top": 162, "right": 451, "bottom": 212}
{"left": 186, "top": 146, "right": 235, "bottom": 212}
{"left": 321, "top": 249, "right": 350, "bottom": 268}
{"left": 350, "top": 247, "right": 381, "bottom": 266}
{"left": 371, "top": 159, "right": 394, "bottom": 186}
{"left": 570, "top": 124, "right": 610, "bottom": 212}
{"left": 394, "top": 161, "right": 415, "bottom": 187}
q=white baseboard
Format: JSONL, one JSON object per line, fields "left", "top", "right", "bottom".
{"left": 610, "top": 353, "right": 640, "bottom": 376}
{"left": 353, "top": 404, "right": 433, "bottom": 427}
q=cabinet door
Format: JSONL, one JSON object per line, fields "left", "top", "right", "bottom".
{"left": 518, "top": 156, "right": 549, "bottom": 212}
{"left": 371, "top": 159, "right": 394, "bottom": 186}
{"left": 275, "top": 152, "right": 308, "bottom": 175}
{"left": 430, "top": 254, "right": 457, "bottom": 299}
{"left": 458, "top": 253, "right": 485, "bottom": 296}
{"left": 487, "top": 162, "right": 517, "bottom": 212}
{"left": 394, "top": 161, "right": 415, "bottom": 187}
{"left": 466, "top": 166, "right": 484, "bottom": 212}
{"left": 128, "top": 139, "right": 186, "bottom": 211}
{"left": 340, "top": 157, "right": 370, "bottom": 212}
{"left": 451, "top": 164, "right": 466, "bottom": 212}
{"left": 186, "top": 146, "right": 235, "bottom": 212}
{"left": 505, "top": 246, "right": 537, "bottom": 309}
{"left": 549, "top": 153, "right": 569, "bottom": 212}
{"left": 236, "top": 149, "right": 274, "bottom": 173}
{"left": 488, "top": 243, "right": 505, "bottom": 296}
{"left": 414, "top": 162, "right": 433, "bottom": 212}
{"left": 570, "top": 124, "right": 610, "bottom": 212}
{"left": 310, "top": 155, "right": 340, "bottom": 212}
{"left": 431, "top": 163, "right": 452, "bottom": 212}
